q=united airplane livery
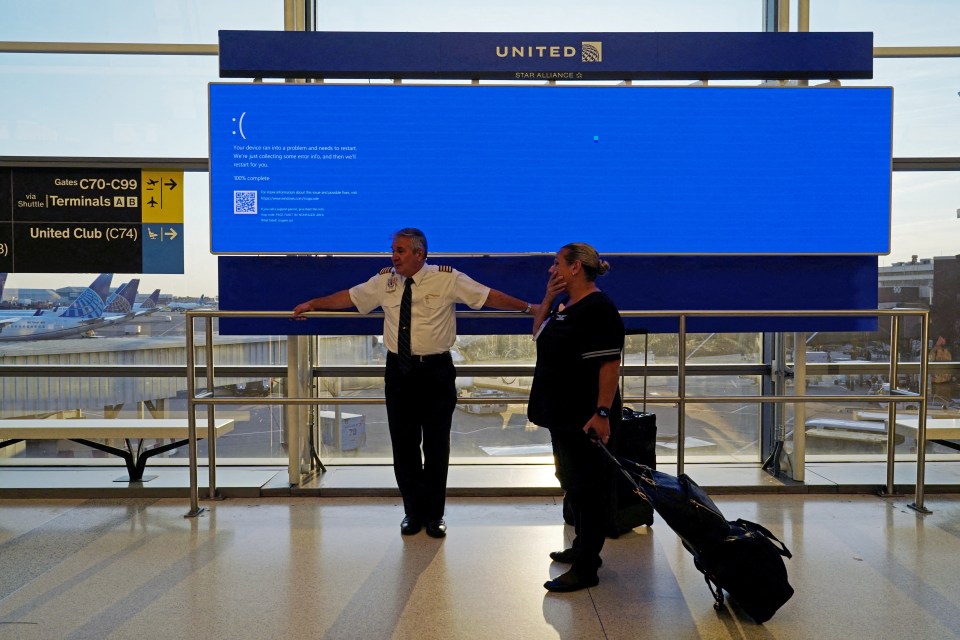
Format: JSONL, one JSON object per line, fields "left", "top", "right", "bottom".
{"left": 132, "top": 288, "right": 161, "bottom": 315}
{"left": 0, "top": 274, "right": 115, "bottom": 341}
{"left": 103, "top": 279, "right": 141, "bottom": 317}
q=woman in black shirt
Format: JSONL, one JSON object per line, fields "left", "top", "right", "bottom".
{"left": 529, "top": 242, "right": 624, "bottom": 592}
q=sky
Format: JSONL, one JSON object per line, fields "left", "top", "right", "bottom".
{"left": 0, "top": 0, "right": 957, "bottom": 295}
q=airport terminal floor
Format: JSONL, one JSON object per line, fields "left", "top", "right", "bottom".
{"left": 3, "top": 491, "right": 960, "bottom": 639}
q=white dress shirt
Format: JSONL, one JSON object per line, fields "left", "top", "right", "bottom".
{"left": 349, "top": 263, "right": 490, "bottom": 354}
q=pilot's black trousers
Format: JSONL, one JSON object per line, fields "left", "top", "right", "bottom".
{"left": 384, "top": 351, "right": 457, "bottom": 522}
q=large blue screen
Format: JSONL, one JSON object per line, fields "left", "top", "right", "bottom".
{"left": 209, "top": 84, "right": 892, "bottom": 255}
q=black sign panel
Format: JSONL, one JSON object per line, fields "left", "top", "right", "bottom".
{"left": 0, "top": 167, "right": 185, "bottom": 274}
{"left": 12, "top": 168, "right": 141, "bottom": 223}
{"left": 11, "top": 223, "right": 142, "bottom": 273}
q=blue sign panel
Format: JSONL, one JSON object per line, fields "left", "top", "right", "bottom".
{"left": 218, "top": 31, "right": 874, "bottom": 81}
{"left": 141, "top": 223, "right": 184, "bottom": 274}
{"left": 219, "top": 255, "right": 879, "bottom": 335}
{"left": 209, "top": 83, "right": 892, "bottom": 256}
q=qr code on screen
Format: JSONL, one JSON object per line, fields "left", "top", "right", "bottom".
{"left": 233, "top": 190, "right": 258, "bottom": 214}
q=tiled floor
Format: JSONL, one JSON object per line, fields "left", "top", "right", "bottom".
{"left": 2, "top": 492, "right": 960, "bottom": 639}
{"left": 3, "top": 460, "right": 960, "bottom": 637}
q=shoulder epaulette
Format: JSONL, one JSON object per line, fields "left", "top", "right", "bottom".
{"left": 379, "top": 266, "right": 393, "bottom": 275}
{"left": 437, "top": 265, "right": 453, "bottom": 273}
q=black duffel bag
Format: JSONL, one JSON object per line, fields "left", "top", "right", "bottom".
{"left": 601, "top": 446, "right": 794, "bottom": 623}
{"left": 690, "top": 518, "right": 795, "bottom": 623}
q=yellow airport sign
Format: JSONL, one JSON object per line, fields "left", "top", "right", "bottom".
{"left": 141, "top": 170, "right": 184, "bottom": 223}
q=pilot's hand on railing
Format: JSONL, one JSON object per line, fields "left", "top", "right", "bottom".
{"left": 291, "top": 302, "right": 313, "bottom": 320}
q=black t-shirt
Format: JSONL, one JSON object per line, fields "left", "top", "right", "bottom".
{"left": 528, "top": 290, "right": 624, "bottom": 432}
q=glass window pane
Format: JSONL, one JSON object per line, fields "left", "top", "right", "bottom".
{"left": 622, "top": 333, "right": 764, "bottom": 463}
{"left": 1, "top": 54, "right": 216, "bottom": 157}
{"left": 0, "top": 0, "right": 283, "bottom": 43}
{"left": 316, "top": 0, "right": 760, "bottom": 32}
{"left": 782, "top": 327, "right": 957, "bottom": 460}
{"left": 809, "top": 1, "right": 960, "bottom": 47}
{"left": 888, "top": 171, "right": 960, "bottom": 266}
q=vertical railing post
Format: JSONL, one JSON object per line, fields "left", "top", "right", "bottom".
{"left": 910, "top": 312, "right": 931, "bottom": 513}
{"left": 677, "top": 313, "right": 687, "bottom": 475}
{"left": 205, "top": 316, "right": 218, "bottom": 500}
{"left": 286, "top": 337, "right": 301, "bottom": 486}
{"left": 883, "top": 314, "right": 900, "bottom": 496}
{"left": 285, "top": 335, "right": 313, "bottom": 486}
{"left": 791, "top": 334, "right": 806, "bottom": 482}
{"left": 184, "top": 312, "right": 202, "bottom": 517}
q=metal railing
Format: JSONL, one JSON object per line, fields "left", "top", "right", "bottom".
{"left": 184, "top": 307, "right": 935, "bottom": 516}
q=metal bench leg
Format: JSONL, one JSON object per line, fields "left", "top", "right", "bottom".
{"left": 71, "top": 439, "right": 139, "bottom": 480}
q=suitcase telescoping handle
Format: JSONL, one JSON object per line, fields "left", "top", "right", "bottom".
{"left": 595, "top": 440, "right": 652, "bottom": 505}
{"left": 623, "top": 328, "right": 649, "bottom": 413}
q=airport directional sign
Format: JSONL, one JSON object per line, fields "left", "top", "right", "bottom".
{"left": 0, "top": 167, "right": 184, "bottom": 274}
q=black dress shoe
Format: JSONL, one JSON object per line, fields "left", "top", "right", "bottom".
{"left": 400, "top": 515, "right": 422, "bottom": 536}
{"left": 549, "top": 548, "right": 601, "bottom": 566}
{"left": 549, "top": 548, "right": 578, "bottom": 563}
{"left": 544, "top": 568, "right": 600, "bottom": 593}
{"left": 425, "top": 519, "right": 447, "bottom": 538}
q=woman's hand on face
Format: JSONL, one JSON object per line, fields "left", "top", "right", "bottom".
{"left": 543, "top": 270, "right": 565, "bottom": 304}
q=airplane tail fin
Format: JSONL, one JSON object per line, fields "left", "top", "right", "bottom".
{"left": 59, "top": 273, "right": 112, "bottom": 319}
{"left": 0, "top": 273, "right": 7, "bottom": 301}
{"left": 140, "top": 289, "right": 160, "bottom": 309}
{"left": 103, "top": 282, "right": 127, "bottom": 308}
{"left": 105, "top": 278, "right": 140, "bottom": 313}
{"left": 122, "top": 279, "right": 140, "bottom": 306}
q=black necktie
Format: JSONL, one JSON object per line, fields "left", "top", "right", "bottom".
{"left": 398, "top": 277, "right": 414, "bottom": 372}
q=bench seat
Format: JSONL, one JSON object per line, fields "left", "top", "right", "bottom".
{"left": 805, "top": 428, "right": 889, "bottom": 445}
{"left": 0, "top": 419, "right": 234, "bottom": 482}
{"left": 892, "top": 417, "right": 960, "bottom": 452}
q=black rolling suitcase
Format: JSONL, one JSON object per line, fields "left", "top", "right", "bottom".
{"left": 599, "top": 449, "right": 794, "bottom": 623}
{"left": 564, "top": 329, "right": 657, "bottom": 536}
{"left": 606, "top": 329, "right": 657, "bottom": 535}
{"left": 603, "top": 406, "right": 656, "bottom": 536}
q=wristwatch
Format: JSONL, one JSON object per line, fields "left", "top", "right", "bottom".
{"left": 595, "top": 407, "right": 610, "bottom": 418}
